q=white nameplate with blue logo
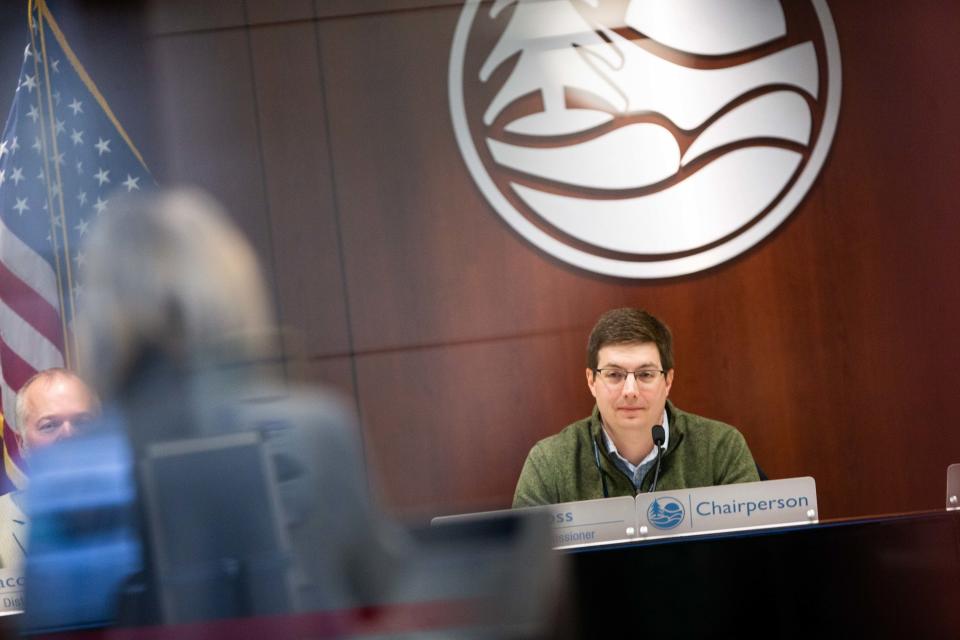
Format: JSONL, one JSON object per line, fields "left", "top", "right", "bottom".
{"left": 432, "top": 477, "right": 817, "bottom": 549}
{"left": 634, "top": 477, "right": 818, "bottom": 542}
{"left": 947, "top": 464, "right": 959, "bottom": 511}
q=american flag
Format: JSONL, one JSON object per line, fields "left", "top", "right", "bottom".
{"left": 0, "top": 0, "right": 150, "bottom": 492}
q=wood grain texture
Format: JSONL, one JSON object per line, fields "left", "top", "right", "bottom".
{"left": 353, "top": 329, "right": 592, "bottom": 519}
{"left": 146, "top": 29, "right": 276, "bottom": 276}
{"left": 316, "top": 7, "right": 633, "bottom": 353}
{"left": 246, "top": 0, "right": 315, "bottom": 25}
{"left": 248, "top": 21, "right": 352, "bottom": 359}
{"left": 147, "top": 0, "right": 246, "bottom": 35}
{"left": 287, "top": 355, "right": 357, "bottom": 401}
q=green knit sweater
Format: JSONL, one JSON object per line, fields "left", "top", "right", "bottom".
{"left": 513, "top": 401, "right": 760, "bottom": 507}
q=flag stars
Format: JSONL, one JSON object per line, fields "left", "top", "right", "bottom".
{"left": 94, "top": 137, "right": 111, "bottom": 155}
{"left": 77, "top": 191, "right": 87, "bottom": 206}
{"left": 55, "top": 119, "right": 66, "bottom": 136}
{"left": 75, "top": 160, "right": 83, "bottom": 175}
{"left": 10, "top": 167, "right": 24, "bottom": 185}
{"left": 21, "top": 74, "right": 38, "bottom": 93}
{"left": 71, "top": 129, "right": 84, "bottom": 146}
{"left": 13, "top": 198, "right": 29, "bottom": 215}
{"left": 123, "top": 175, "right": 141, "bottom": 192}
{"left": 50, "top": 182, "right": 61, "bottom": 197}
{"left": 94, "top": 168, "right": 110, "bottom": 186}
{"left": 75, "top": 218, "right": 90, "bottom": 237}
{"left": 0, "top": 140, "right": 6, "bottom": 158}
{"left": 51, "top": 151, "right": 65, "bottom": 167}
{"left": 68, "top": 98, "right": 83, "bottom": 115}
{"left": 27, "top": 105, "right": 40, "bottom": 123}
{"left": 53, "top": 90, "right": 61, "bottom": 105}
{"left": 8, "top": 137, "right": 18, "bottom": 154}
{"left": 0, "top": 170, "right": 5, "bottom": 186}
{"left": 75, "top": 252, "right": 86, "bottom": 267}
{"left": 23, "top": 45, "right": 32, "bottom": 61}
{"left": 32, "top": 137, "right": 42, "bottom": 153}
{"left": 93, "top": 197, "right": 108, "bottom": 216}
{"left": 51, "top": 59, "right": 61, "bottom": 74}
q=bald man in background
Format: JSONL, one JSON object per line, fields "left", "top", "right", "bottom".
{"left": 0, "top": 368, "right": 99, "bottom": 569}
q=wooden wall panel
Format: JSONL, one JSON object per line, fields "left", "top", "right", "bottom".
{"left": 247, "top": 22, "right": 352, "bottom": 359}
{"left": 353, "top": 330, "right": 592, "bottom": 519}
{"left": 316, "top": 7, "right": 630, "bottom": 352}
{"left": 136, "top": 0, "right": 960, "bottom": 522}
{"left": 146, "top": 29, "right": 275, "bottom": 277}
{"left": 147, "top": 0, "right": 246, "bottom": 35}
{"left": 313, "top": 0, "right": 466, "bottom": 20}
{"left": 146, "top": 7, "right": 354, "bottom": 381}
{"left": 246, "top": 1, "right": 314, "bottom": 25}
{"left": 286, "top": 356, "right": 357, "bottom": 402}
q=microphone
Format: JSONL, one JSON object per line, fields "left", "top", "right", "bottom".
{"left": 649, "top": 425, "right": 665, "bottom": 493}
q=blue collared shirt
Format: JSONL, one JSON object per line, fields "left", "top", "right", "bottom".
{"left": 601, "top": 409, "right": 670, "bottom": 490}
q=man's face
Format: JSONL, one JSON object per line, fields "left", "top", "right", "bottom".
{"left": 586, "top": 342, "right": 674, "bottom": 438}
{"left": 19, "top": 375, "right": 97, "bottom": 455}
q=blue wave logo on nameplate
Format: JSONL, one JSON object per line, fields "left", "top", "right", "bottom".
{"left": 647, "top": 497, "right": 685, "bottom": 530}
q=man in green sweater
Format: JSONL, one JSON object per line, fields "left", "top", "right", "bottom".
{"left": 513, "top": 308, "right": 759, "bottom": 507}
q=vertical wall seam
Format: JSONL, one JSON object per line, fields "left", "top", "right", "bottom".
{"left": 241, "top": 0, "right": 287, "bottom": 381}
{"left": 310, "top": 3, "right": 367, "bottom": 463}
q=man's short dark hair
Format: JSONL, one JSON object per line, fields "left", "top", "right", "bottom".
{"left": 586, "top": 308, "right": 674, "bottom": 372}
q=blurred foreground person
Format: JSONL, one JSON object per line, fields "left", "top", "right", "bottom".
{"left": 23, "top": 189, "right": 397, "bottom": 630}
{"left": 23, "top": 189, "right": 564, "bottom": 638}
{"left": 0, "top": 369, "right": 99, "bottom": 570}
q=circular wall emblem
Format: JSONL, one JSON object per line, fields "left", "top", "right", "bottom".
{"left": 450, "top": 0, "right": 841, "bottom": 278}
{"left": 647, "top": 497, "right": 685, "bottom": 530}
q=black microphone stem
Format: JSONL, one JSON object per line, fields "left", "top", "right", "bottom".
{"left": 649, "top": 424, "right": 665, "bottom": 493}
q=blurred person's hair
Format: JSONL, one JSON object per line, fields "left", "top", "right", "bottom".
{"left": 77, "top": 188, "right": 277, "bottom": 404}
{"left": 13, "top": 367, "right": 100, "bottom": 434}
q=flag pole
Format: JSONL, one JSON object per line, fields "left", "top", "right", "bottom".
{"left": 36, "top": 0, "right": 77, "bottom": 369}
{"left": 29, "top": 0, "right": 73, "bottom": 369}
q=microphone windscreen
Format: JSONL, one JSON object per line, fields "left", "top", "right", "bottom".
{"left": 651, "top": 424, "right": 665, "bottom": 446}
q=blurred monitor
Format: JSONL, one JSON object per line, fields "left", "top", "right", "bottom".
{"left": 138, "top": 431, "right": 296, "bottom": 624}
{"left": 416, "top": 510, "right": 568, "bottom": 638}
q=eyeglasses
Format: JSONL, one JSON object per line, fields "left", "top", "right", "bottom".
{"left": 593, "top": 368, "right": 665, "bottom": 388}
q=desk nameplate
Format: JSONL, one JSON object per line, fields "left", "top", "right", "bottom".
{"left": 0, "top": 568, "right": 24, "bottom": 616}
{"left": 542, "top": 496, "right": 637, "bottom": 549}
{"left": 433, "top": 477, "right": 818, "bottom": 550}
{"left": 431, "top": 496, "right": 637, "bottom": 548}
{"left": 635, "top": 477, "right": 818, "bottom": 542}
{"left": 948, "top": 464, "right": 959, "bottom": 511}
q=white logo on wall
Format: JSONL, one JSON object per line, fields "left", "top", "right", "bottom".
{"left": 449, "top": 0, "right": 841, "bottom": 278}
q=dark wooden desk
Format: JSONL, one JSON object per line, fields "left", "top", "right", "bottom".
{"left": 569, "top": 510, "right": 960, "bottom": 638}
